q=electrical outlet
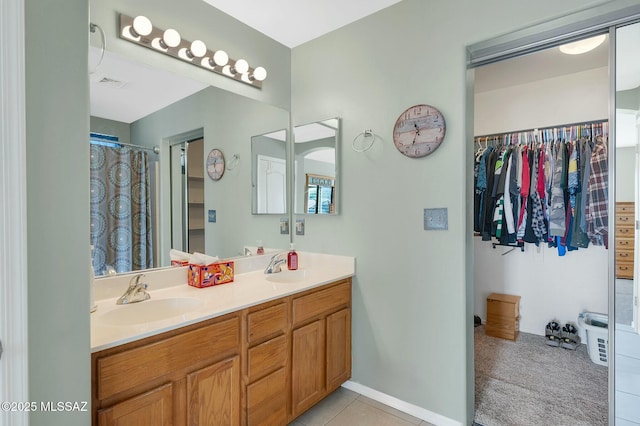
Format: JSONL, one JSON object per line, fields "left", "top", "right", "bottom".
{"left": 424, "top": 208, "right": 448, "bottom": 230}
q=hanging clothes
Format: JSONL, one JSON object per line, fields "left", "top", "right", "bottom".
{"left": 473, "top": 120, "right": 608, "bottom": 256}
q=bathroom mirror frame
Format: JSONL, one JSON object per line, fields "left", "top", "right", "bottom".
{"left": 292, "top": 117, "right": 341, "bottom": 215}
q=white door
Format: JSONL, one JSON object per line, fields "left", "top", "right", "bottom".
{"left": 257, "top": 155, "right": 286, "bottom": 214}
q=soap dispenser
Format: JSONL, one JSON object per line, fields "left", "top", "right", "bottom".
{"left": 287, "top": 243, "right": 298, "bottom": 270}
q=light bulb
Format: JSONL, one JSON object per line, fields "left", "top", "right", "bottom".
{"left": 131, "top": 16, "right": 152, "bottom": 37}
{"left": 233, "top": 59, "right": 249, "bottom": 74}
{"left": 188, "top": 40, "right": 207, "bottom": 58}
{"left": 212, "top": 50, "right": 229, "bottom": 67}
{"left": 559, "top": 34, "right": 607, "bottom": 55}
{"left": 162, "top": 29, "right": 181, "bottom": 48}
{"left": 251, "top": 66, "right": 267, "bottom": 81}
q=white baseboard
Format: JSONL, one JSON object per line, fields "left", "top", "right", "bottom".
{"left": 341, "top": 380, "right": 462, "bottom": 426}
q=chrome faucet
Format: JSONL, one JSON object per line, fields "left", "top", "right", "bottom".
{"left": 116, "top": 274, "right": 151, "bottom": 305}
{"left": 264, "top": 252, "right": 287, "bottom": 274}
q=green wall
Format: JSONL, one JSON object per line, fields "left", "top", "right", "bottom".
{"left": 25, "top": 0, "right": 91, "bottom": 424}
{"left": 290, "top": 0, "right": 619, "bottom": 423}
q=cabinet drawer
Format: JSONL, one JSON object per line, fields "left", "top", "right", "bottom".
{"left": 616, "top": 262, "right": 634, "bottom": 279}
{"left": 247, "top": 335, "right": 287, "bottom": 382}
{"left": 616, "top": 213, "right": 634, "bottom": 226}
{"left": 616, "top": 238, "right": 634, "bottom": 250}
{"left": 246, "top": 368, "right": 287, "bottom": 426}
{"left": 616, "top": 202, "right": 634, "bottom": 215}
{"left": 616, "top": 250, "right": 634, "bottom": 262}
{"left": 97, "top": 316, "right": 240, "bottom": 401}
{"left": 293, "top": 280, "right": 350, "bottom": 326}
{"left": 247, "top": 302, "right": 287, "bottom": 345}
{"left": 616, "top": 226, "right": 634, "bottom": 238}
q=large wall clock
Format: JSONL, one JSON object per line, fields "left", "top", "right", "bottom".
{"left": 206, "top": 148, "right": 225, "bottom": 181}
{"left": 393, "top": 104, "right": 446, "bottom": 158}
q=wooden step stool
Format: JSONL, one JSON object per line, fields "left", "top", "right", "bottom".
{"left": 486, "top": 293, "right": 521, "bottom": 341}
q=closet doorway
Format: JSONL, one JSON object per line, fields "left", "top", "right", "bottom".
{"left": 472, "top": 34, "right": 610, "bottom": 425}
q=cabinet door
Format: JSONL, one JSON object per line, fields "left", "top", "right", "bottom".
{"left": 291, "top": 320, "right": 324, "bottom": 417}
{"left": 98, "top": 383, "right": 172, "bottom": 426}
{"left": 246, "top": 367, "right": 287, "bottom": 426}
{"left": 326, "top": 308, "right": 351, "bottom": 392}
{"left": 187, "top": 356, "right": 240, "bottom": 426}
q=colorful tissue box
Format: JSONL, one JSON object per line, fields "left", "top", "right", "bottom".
{"left": 171, "top": 259, "right": 189, "bottom": 267}
{"left": 188, "top": 261, "right": 234, "bottom": 288}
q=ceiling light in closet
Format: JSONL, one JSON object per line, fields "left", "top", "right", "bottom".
{"left": 118, "top": 13, "right": 267, "bottom": 88}
{"left": 559, "top": 34, "right": 607, "bottom": 55}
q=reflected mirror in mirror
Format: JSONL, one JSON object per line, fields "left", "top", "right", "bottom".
{"left": 252, "top": 129, "right": 287, "bottom": 214}
{"left": 90, "top": 47, "right": 290, "bottom": 276}
{"left": 615, "top": 21, "right": 640, "bottom": 331}
{"left": 293, "top": 118, "right": 340, "bottom": 215}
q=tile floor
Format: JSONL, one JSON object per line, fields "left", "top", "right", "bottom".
{"left": 288, "top": 387, "right": 436, "bottom": 426}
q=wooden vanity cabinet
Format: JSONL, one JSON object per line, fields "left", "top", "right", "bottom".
{"left": 91, "top": 312, "right": 242, "bottom": 426}
{"left": 290, "top": 279, "right": 352, "bottom": 419}
{"left": 92, "top": 278, "right": 352, "bottom": 426}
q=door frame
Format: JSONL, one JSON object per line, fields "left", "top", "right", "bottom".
{"left": 465, "top": 3, "right": 640, "bottom": 425}
{"left": 0, "top": 0, "right": 29, "bottom": 423}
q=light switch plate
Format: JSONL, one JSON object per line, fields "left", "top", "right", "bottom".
{"left": 424, "top": 208, "right": 448, "bottom": 230}
{"left": 296, "top": 218, "right": 305, "bottom": 236}
{"left": 280, "top": 217, "right": 289, "bottom": 235}
{"left": 208, "top": 210, "right": 216, "bottom": 223}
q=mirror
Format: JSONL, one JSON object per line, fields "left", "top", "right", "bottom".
{"left": 252, "top": 129, "right": 287, "bottom": 214}
{"left": 293, "top": 118, "right": 340, "bottom": 215}
{"left": 615, "top": 22, "right": 640, "bottom": 331}
{"left": 90, "top": 48, "right": 290, "bottom": 276}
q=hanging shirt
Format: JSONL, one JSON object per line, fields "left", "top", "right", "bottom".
{"left": 529, "top": 150, "right": 546, "bottom": 243}
{"left": 548, "top": 141, "right": 566, "bottom": 237}
{"left": 586, "top": 135, "right": 608, "bottom": 248}
{"left": 571, "top": 138, "right": 591, "bottom": 248}
{"left": 503, "top": 149, "right": 516, "bottom": 234}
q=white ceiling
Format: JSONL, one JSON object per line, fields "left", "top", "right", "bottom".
{"left": 89, "top": 48, "right": 208, "bottom": 123}
{"left": 201, "top": 0, "right": 404, "bottom": 48}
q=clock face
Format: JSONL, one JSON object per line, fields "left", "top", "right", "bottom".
{"left": 206, "top": 149, "right": 225, "bottom": 181}
{"left": 393, "top": 104, "right": 446, "bottom": 158}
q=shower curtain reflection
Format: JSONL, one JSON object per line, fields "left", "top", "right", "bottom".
{"left": 90, "top": 137, "right": 153, "bottom": 275}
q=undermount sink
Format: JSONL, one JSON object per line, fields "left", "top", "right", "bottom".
{"left": 265, "top": 269, "right": 311, "bottom": 283}
{"left": 99, "top": 297, "right": 204, "bottom": 326}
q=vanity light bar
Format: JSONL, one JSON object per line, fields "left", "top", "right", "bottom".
{"left": 118, "top": 14, "right": 267, "bottom": 88}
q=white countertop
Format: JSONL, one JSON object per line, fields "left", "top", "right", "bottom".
{"left": 91, "top": 252, "right": 355, "bottom": 353}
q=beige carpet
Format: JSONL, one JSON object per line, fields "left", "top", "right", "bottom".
{"left": 474, "top": 325, "right": 608, "bottom": 426}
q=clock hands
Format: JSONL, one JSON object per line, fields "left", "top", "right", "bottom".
{"left": 412, "top": 122, "right": 420, "bottom": 145}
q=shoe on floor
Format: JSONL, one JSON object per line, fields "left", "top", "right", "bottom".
{"left": 545, "top": 320, "right": 562, "bottom": 347}
{"left": 561, "top": 322, "right": 581, "bottom": 350}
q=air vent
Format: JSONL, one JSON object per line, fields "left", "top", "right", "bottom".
{"left": 97, "top": 77, "right": 127, "bottom": 89}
